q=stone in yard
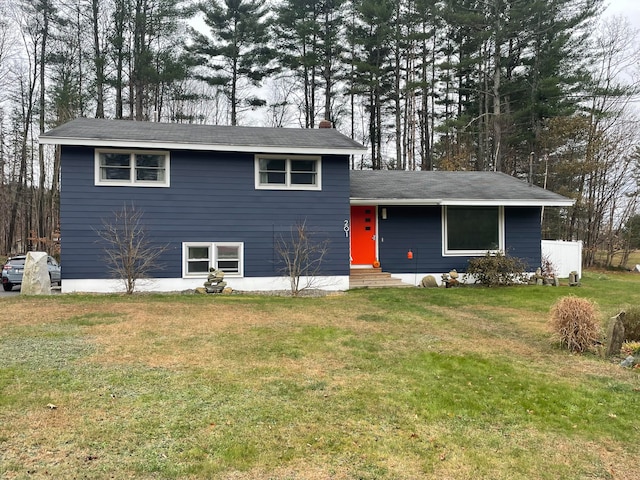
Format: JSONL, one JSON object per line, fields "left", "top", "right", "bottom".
{"left": 569, "top": 271, "right": 580, "bottom": 286}
{"left": 620, "top": 355, "right": 635, "bottom": 368}
{"left": 604, "top": 312, "right": 626, "bottom": 357}
{"left": 203, "top": 268, "right": 228, "bottom": 293}
{"left": 20, "top": 252, "right": 51, "bottom": 295}
{"left": 420, "top": 275, "right": 438, "bottom": 288}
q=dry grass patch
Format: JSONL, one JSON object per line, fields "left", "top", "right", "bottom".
{"left": 2, "top": 282, "right": 640, "bottom": 479}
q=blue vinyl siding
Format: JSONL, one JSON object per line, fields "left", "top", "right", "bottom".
{"left": 377, "top": 206, "right": 445, "bottom": 272}
{"left": 377, "top": 205, "right": 542, "bottom": 273}
{"left": 504, "top": 206, "right": 541, "bottom": 269}
{"left": 60, "top": 146, "right": 350, "bottom": 280}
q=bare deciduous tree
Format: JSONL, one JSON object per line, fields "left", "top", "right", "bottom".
{"left": 275, "top": 220, "right": 330, "bottom": 296}
{"left": 94, "top": 204, "right": 168, "bottom": 294}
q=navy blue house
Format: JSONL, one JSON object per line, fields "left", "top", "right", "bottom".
{"left": 40, "top": 118, "right": 573, "bottom": 292}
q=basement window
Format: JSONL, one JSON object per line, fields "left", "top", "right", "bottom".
{"left": 183, "top": 242, "right": 244, "bottom": 277}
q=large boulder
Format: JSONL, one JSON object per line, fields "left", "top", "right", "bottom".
{"left": 21, "top": 252, "right": 51, "bottom": 295}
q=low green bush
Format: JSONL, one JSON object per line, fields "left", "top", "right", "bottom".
{"left": 465, "top": 251, "right": 528, "bottom": 287}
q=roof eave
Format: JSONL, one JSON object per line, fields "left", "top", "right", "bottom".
{"left": 38, "top": 136, "right": 367, "bottom": 156}
{"left": 442, "top": 199, "right": 575, "bottom": 207}
{"left": 350, "top": 198, "right": 443, "bottom": 206}
{"left": 350, "top": 198, "right": 575, "bottom": 207}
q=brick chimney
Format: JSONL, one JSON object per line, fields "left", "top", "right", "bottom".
{"left": 318, "top": 119, "right": 332, "bottom": 128}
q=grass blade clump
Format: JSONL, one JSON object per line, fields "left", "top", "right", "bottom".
{"left": 549, "top": 296, "right": 600, "bottom": 352}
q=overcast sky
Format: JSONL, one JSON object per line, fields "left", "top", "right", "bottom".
{"left": 605, "top": 0, "right": 640, "bottom": 26}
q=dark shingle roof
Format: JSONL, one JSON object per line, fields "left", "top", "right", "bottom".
{"left": 39, "top": 118, "right": 366, "bottom": 155}
{"left": 350, "top": 170, "right": 573, "bottom": 207}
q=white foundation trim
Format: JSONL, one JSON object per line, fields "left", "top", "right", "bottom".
{"left": 61, "top": 276, "right": 350, "bottom": 294}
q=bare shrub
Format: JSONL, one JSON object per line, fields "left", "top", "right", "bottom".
{"left": 94, "top": 204, "right": 169, "bottom": 294}
{"left": 549, "top": 296, "right": 600, "bottom": 352}
{"left": 540, "top": 254, "right": 558, "bottom": 278}
{"left": 275, "top": 221, "right": 330, "bottom": 296}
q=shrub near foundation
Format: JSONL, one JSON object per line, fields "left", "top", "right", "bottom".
{"left": 465, "top": 251, "right": 528, "bottom": 286}
{"left": 549, "top": 296, "right": 600, "bottom": 352}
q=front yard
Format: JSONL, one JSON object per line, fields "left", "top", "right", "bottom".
{"left": 1, "top": 272, "right": 639, "bottom": 479}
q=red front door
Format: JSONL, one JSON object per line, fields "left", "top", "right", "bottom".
{"left": 350, "top": 206, "right": 377, "bottom": 265}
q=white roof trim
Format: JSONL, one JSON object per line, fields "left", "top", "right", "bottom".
{"left": 350, "top": 198, "right": 443, "bottom": 206}
{"left": 351, "top": 198, "right": 574, "bottom": 207}
{"left": 442, "top": 199, "right": 575, "bottom": 207}
{"left": 38, "top": 136, "right": 368, "bottom": 156}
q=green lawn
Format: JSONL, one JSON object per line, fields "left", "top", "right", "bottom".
{"left": 1, "top": 271, "right": 639, "bottom": 479}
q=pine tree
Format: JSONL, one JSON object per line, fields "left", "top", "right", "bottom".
{"left": 189, "top": 0, "right": 274, "bottom": 126}
{"left": 347, "top": 0, "right": 395, "bottom": 169}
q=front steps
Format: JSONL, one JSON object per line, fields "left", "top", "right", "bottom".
{"left": 349, "top": 268, "right": 415, "bottom": 289}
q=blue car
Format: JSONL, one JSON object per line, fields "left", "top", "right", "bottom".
{"left": 2, "top": 255, "right": 61, "bottom": 291}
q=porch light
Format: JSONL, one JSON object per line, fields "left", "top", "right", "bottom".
{"left": 381, "top": 208, "right": 387, "bottom": 219}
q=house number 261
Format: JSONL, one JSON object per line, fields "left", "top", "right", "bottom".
{"left": 343, "top": 220, "right": 350, "bottom": 237}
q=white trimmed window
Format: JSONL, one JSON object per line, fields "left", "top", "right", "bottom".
{"left": 443, "top": 206, "right": 504, "bottom": 256}
{"left": 96, "top": 149, "right": 169, "bottom": 187}
{"left": 215, "top": 243, "right": 242, "bottom": 274}
{"left": 183, "top": 242, "right": 244, "bottom": 277}
{"left": 184, "top": 243, "right": 212, "bottom": 276}
{"left": 255, "top": 155, "right": 321, "bottom": 190}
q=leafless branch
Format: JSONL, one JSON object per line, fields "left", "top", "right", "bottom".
{"left": 275, "top": 220, "right": 330, "bottom": 296}
{"left": 94, "top": 204, "right": 168, "bottom": 294}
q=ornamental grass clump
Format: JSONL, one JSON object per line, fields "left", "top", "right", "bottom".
{"left": 549, "top": 296, "right": 600, "bottom": 353}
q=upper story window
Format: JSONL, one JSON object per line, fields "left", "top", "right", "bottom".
{"left": 443, "top": 206, "right": 504, "bottom": 256}
{"left": 255, "top": 155, "right": 321, "bottom": 190}
{"left": 95, "top": 149, "right": 170, "bottom": 187}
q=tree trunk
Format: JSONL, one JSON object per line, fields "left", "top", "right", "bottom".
{"left": 92, "top": 0, "right": 105, "bottom": 118}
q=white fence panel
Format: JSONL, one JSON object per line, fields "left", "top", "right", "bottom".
{"left": 541, "top": 240, "right": 582, "bottom": 278}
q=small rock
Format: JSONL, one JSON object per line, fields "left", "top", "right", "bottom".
{"left": 620, "top": 355, "right": 635, "bottom": 368}
{"left": 420, "top": 275, "right": 438, "bottom": 288}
